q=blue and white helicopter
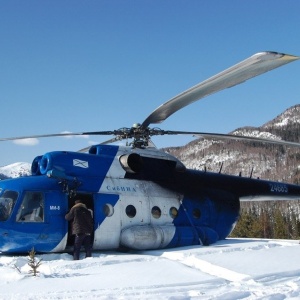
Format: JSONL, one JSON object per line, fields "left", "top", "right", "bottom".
{"left": 0, "top": 52, "right": 299, "bottom": 253}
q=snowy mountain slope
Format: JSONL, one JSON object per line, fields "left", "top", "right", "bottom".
{"left": 263, "top": 104, "right": 300, "bottom": 129}
{"left": 0, "top": 162, "right": 31, "bottom": 179}
{"left": 165, "top": 104, "right": 300, "bottom": 184}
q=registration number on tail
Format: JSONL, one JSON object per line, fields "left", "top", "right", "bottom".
{"left": 269, "top": 183, "right": 288, "bottom": 193}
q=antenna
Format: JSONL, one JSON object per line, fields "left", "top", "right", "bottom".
{"left": 219, "top": 162, "right": 223, "bottom": 174}
{"left": 250, "top": 166, "right": 254, "bottom": 178}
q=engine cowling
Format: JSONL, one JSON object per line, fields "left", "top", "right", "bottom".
{"left": 119, "top": 153, "right": 143, "bottom": 173}
{"left": 31, "top": 155, "right": 43, "bottom": 175}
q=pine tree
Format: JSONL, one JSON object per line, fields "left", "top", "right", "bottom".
{"left": 273, "top": 207, "right": 288, "bottom": 239}
{"left": 231, "top": 210, "right": 256, "bottom": 238}
{"left": 28, "top": 247, "right": 42, "bottom": 276}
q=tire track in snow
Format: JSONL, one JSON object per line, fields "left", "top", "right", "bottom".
{"left": 161, "top": 252, "right": 253, "bottom": 282}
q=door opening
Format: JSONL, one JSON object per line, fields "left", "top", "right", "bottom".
{"left": 66, "top": 193, "right": 94, "bottom": 248}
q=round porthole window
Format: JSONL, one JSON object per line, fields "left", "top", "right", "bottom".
{"left": 169, "top": 207, "right": 178, "bottom": 219}
{"left": 126, "top": 205, "right": 136, "bottom": 218}
{"left": 151, "top": 206, "right": 161, "bottom": 219}
{"left": 193, "top": 208, "right": 201, "bottom": 219}
{"left": 103, "top": 204, "right": 114, "bottom": 217}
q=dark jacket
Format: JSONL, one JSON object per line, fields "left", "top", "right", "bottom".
{"left": 65, "top": 203, "right": 93, "bottom": 235}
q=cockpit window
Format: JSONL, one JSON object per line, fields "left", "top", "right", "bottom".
{"left": 0, "top": 190, "right": 18, "bottom": 221}
{"left": 16, "top": 192, "right": 44, "bottom": 222}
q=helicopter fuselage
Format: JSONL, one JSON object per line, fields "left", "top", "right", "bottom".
{"left": 0, "top": 144, "right": 299, "bottom": 253}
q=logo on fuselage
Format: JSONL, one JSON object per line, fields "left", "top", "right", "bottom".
{"left": 73, "top": 159, "right": 89, "bottom": 168}
{"left": 106, "top": 185, "right": 137, "bottom": 192}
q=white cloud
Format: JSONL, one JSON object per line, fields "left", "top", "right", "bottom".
{"left": 13, "top": 138, "right": 39, "bottom": 146}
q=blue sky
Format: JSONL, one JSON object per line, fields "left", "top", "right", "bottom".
{"left": 0, "top": 1, "right": 300, "bottom": 166}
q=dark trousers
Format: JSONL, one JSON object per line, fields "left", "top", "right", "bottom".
{"left": 73, "top": 234, "right": 92, "bottom": 260}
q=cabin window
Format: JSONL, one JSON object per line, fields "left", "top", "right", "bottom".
{"left": 125, "top": 205, "right": 136, "bottom": 218}
{"left": 103, "top": 204, "right": 114, "bottom": 217}
{"left": 16, "top": 192, "right": 44, "bottom": 222}
{"left": 169, "top": 207, "right": 178, "bottom": 219}
{"left": 0, "top": 190, "right": 18, "bottom": 221}
{"left": 193, "top": 208, "right": 201, "bottom": 219}
{"left": 151, "top": 206, "right": 161, "bottom": 219}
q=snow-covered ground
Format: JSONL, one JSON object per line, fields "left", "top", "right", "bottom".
{"left": 0, "top": 238, "right": 300, "bottom": 299}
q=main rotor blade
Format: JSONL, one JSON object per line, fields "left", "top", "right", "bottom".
{"left": 142, "top": 52, "right": 299, "bottom": 128}
{"left": 0, "top": 131, "right": 115, "bottom": 142}
{"left": 160, "top": 130, "right": 300, "bottom": 148}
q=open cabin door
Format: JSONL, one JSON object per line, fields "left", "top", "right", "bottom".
{"left": 66, "top": 193, "right": 94, "bottom": 250}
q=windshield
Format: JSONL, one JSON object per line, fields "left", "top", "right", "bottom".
{"left": 16, "top": 191, "right": 44, "bottom": 222}
{"left": 0, "top": 190, "right": 18, "bottom": 221}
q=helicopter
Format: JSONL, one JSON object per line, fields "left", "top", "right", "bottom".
{"left": 0, "top": 51, "right": 299, "bottom": 253}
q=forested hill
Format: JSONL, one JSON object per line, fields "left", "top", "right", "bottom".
{"left": 164, "top": 104, "right": 300, "bottom": 185}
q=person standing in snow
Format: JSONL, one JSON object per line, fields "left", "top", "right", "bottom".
{"left": 65, "top": 199, "right": 93, "bottom": 260}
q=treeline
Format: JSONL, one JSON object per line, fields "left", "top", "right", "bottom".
{"left": 230, "top": 201, "right": 300, "bottom": 240}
